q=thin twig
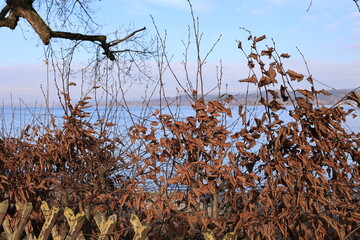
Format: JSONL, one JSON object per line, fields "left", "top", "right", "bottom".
{"left": 306, "top": 0, "right": 313, "bottom": 12}
{"left": 354, "top": 0, "right": 360, "bottom": 12}
{"left": 108, "top": 27, "right": 146, "bottom": 47}
{"left": 112, "top": 49, "right": 150, "bottom": 54}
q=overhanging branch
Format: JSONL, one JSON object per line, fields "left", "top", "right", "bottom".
{"left": 50, "top": 31, "right": 114, "bottom": 59}
{"left": 0, "top": 5, "right": 19, "bottom": 29}
{"left": 0, "top": 2, "right": 147, "bottom": 61}
{"left": 0, "top": 4, "right": 11, "bottom": 18}
{"left": 51, "top": 27, "right": 146, "bottom": 61}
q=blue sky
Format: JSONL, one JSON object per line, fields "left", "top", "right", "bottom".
{"left": 1, "top": 0, "right": 360, "bottom": 104}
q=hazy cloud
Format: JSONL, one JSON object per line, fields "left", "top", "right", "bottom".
{"left": 346, "top": 10, "right": 360, "bottom": 21}
{"left": 144, "top": 0, "right": 215, "bottom": 12}
{"left": 343, "top": 42, "right": 360, "bottom": 52}
{"left": 301, "top": 15, "right": 316, "bottom": 21}
{"left": 306, "top": 61, "right": 360, "bottom": 90}
{"left": 2, "top": 59, "right": 359, "bottom": 106}
{"left": 325, "top": 22, "right": 339, "bottom": 30}
{"left": 266, "top": 0, "right": 286, "bottom": 5}
{"left": 145, "top": 0, "right": 185, "bottom": 9}
{"left": 0, "top": 64, "right": 48, "bottom": 104}
{"left": 249, "top": 9, "right": 266, "bottom": 15}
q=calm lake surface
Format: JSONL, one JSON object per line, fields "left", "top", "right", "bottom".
{"left": 0, "top": 105, "right": 359, "bottom": 137}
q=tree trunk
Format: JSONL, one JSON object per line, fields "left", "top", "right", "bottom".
{"left": 17, "top": 6, "right": 51, "bottom": 44}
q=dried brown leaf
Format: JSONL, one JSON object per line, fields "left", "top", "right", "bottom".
{"left": 255, "top": 35, "right": 266, "bottom": 42}
{"left": 239, "top": 75, "right": 257, "bottom": 84}
{"left": 280, "top": 53, "right": 291, "bottom": 58}
{"left": 287, "top": 70, "right": 304, "bottom": 81}
{"left": 296, "top": 89, "right": 315, "bottom": 100}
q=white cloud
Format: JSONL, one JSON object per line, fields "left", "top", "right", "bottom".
{"left": 325, "top": 22, "right": 339, "bottom": 30}
{"left": 144, "top": 0, "right": 216, "bottom": 12}
{"left": 266, "top": 0, "right": 286, "bottom": 5}
{"left": 301, "top": 15, "right": 316, "bottom": 21}
{"left": 306, "top": 61, "right": 360, "bottom": 90}
{"left": 346, "top": 10, "right": 360, "bottom": 20}
{"left": 1, "top": 59, "right": 359, "bottom": 106}
{"left": 343, "top": 42, "right": 360, "bottom": 52}
{"left": 145, "top": 0, "right": 185, "bottom": 9}
{"left": 0, "top": 64, "right": 54, "bottom": 105}
{"left": 249, "top": 9, "right": 265, "bottom": 15}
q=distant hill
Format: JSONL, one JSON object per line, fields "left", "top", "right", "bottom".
{"left": 125, "top": 88, "right": 360, "bottom": 107}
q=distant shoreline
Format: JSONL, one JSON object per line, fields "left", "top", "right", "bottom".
{"left": 1, "top": 89, "right": 359, "bottom": 108}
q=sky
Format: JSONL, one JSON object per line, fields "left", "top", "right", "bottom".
{"left": 1, "top": 0, "right": 360, "bottom": 104}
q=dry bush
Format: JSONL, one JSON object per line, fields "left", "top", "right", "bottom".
{"left": 0, "top": 5, "right": 360, "bottom": 240}
{"left": 122, "top": 27, "right": 360, "bottom": 239}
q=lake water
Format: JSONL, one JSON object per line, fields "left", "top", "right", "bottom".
{"left": 0, "top": 105, "right": 359, "bottom": 137}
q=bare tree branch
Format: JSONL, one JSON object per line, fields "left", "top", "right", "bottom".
{"left": 354, "top": 0, "right": 360, "bottom": 12}
{"left": 307, "top": 0, "right": 360, "bottom": 12}
{"left": 74, "top": 0, "right": 96, "bottom": 24}
{"left": 16, "top": 4, "right": 52, "bottom": 43}
{"left": 112, "top": 49, "right": 150, "bottom": 54}
{"left": 0, "top": 0, "right": 146, "bottom": 61}
{"left": 108, "top": 27, "right": 146, "bottom": 47}
{"left": 0, "top": 4, "right": 10, "bottom": 18}
{"left": 306, "top": 0, "right": 313, "bottom": 12}
{"left": 0, "top": 4, "right": 18, "bottom": 29}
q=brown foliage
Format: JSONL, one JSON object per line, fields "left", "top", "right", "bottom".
{"left": 0, "top": 33, "right": 359, "bottom": 239}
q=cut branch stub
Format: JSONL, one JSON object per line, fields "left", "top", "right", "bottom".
{"left": 39, "top": 201, "right": 60, "bottom": 240}
{"left": 202, "top": 229, "right": 237, "bottom": 240}
{"left": 130, "top": 214, "right": 151, "bottom": 240}
{"left": 202, "top": 229, "right": 216, "bottom": 240}
{"left": 0, "top": 200, "right": 9, "bottom": 224}
{"left": 64, "top": 207, "right": 86, "bottom": 240}
{"left": 2, "top": 202, "right": 33, "bottom": 240}
{"left": 94, "top": 211, "right": 118, "bottom": 240}
{"left": 222, "top": 232, "right": 237, "bottom": 240}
